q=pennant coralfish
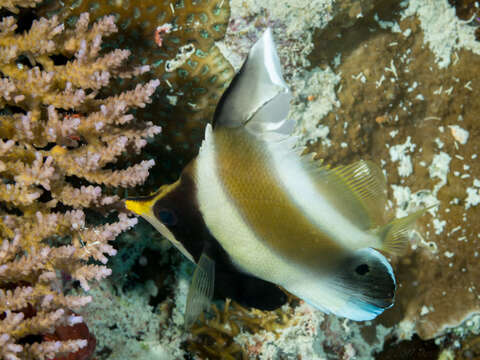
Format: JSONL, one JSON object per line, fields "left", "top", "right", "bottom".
{"left": 125, "top": 29, "right": 425, "bottom": 325}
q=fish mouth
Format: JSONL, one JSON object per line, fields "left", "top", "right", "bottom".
{"left": 124, "top": 182, "right": 180, "bottom": 215}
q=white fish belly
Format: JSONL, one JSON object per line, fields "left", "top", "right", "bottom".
{"left": 195, "top": 125, "right": 288, "bottom": 280}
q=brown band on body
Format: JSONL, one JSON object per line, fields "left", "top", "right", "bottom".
{"left": 213, "top": 128, "right": 345, "bottom": 269}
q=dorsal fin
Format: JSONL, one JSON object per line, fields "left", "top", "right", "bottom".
{"left": 265, "top": 135, "right": 389, "bottom": 231}
{"left": 324, "top": 160, "right": 388, "bottom": 229}
{"left": 213, "top": 28, "right": 293, "bottom": 140}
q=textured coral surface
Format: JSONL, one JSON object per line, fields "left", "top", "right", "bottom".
{"left": 306, "top": 1, "right": 480, "bottom": 341}
{"left": 188, "top": 297, "right": 313, "bottom": 359}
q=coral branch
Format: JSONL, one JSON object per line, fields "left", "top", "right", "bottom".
{"left": 0, "top": 4, "right": 160, "bottom": 359}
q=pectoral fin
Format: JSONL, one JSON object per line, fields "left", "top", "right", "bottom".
{"left": 184, "top": 252, "right": 215, "bottom": 327}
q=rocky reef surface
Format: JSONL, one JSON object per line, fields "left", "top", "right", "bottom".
{"left": 213, "top": 0, "right": 480, "bottom": 358}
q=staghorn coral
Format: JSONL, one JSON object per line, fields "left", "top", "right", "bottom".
{"left": 0, "top": 11, "right": 161, "bottom": 210}
{"left": 40, "top": 0, "right": 235, "bottom": 182}
{"left": 0, "top": 0, "right": 42, "bottom": 14}
{"left": 0, "top": 5, "right": 160, "bottom": 360}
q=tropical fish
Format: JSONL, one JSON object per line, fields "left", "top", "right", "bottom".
{"left": 125, "top": 29, "right": 425, "bottom": 325}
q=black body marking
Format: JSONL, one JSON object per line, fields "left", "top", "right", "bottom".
{"left": 152, "top": 167, "right": 288, "bottom": 310}
{"left": 334, "top": 249, "right": 396, "bottom": 309}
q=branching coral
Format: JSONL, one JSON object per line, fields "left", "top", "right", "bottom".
{"left": 0, "top": 0, "right": 43, "bottom": 14}
{"left": 40, "top": 0, "right": 235, "bottom": 181}
{"left": 0, "top": 4, "right": 160, "bottom": 359}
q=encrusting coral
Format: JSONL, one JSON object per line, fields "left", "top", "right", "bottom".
{"left": 300, "top": 0, "right": 480, "bottom": 343}
{"left": 0, "top": 2, "right": 161, "bottom": 358}
{"left": 448, "top": 0, "right": 480, "bottom": 40}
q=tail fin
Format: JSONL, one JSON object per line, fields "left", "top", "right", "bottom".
{"left": 378, "top": 208, "right": 431, "bottom": 255}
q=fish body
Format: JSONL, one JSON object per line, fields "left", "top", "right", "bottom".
{"left": 125, "top": 29, "right": 424, "bottom": 324}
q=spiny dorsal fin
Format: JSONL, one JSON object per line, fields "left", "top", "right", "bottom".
{"left": 184, "top": 252, "right": 215, "bottom": 328}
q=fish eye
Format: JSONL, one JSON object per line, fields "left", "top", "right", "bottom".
{"left": 157, "top": 208, "right": 177, "bottom": 226}
{"left": 355, "top": 264, "right": 370, "bottom": 276}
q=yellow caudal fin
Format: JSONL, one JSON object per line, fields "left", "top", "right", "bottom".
{"left": 378, "top": 208, "right": 431, "bottom": 255}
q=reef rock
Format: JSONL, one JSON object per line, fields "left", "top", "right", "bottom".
{"left": 218, "top": 0, "right": 480, "bottom": 351}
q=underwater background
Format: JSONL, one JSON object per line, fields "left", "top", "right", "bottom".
{"left": 1, "top": 0, "right": 480, "bottom": 359}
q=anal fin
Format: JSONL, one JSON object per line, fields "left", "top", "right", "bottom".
{"left": 184, "top": 252, "right": 215, "bottom": 327}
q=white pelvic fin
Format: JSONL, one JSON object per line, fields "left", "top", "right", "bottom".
{"left": 184, "top": 252, "right": 215, "bottom": 327}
